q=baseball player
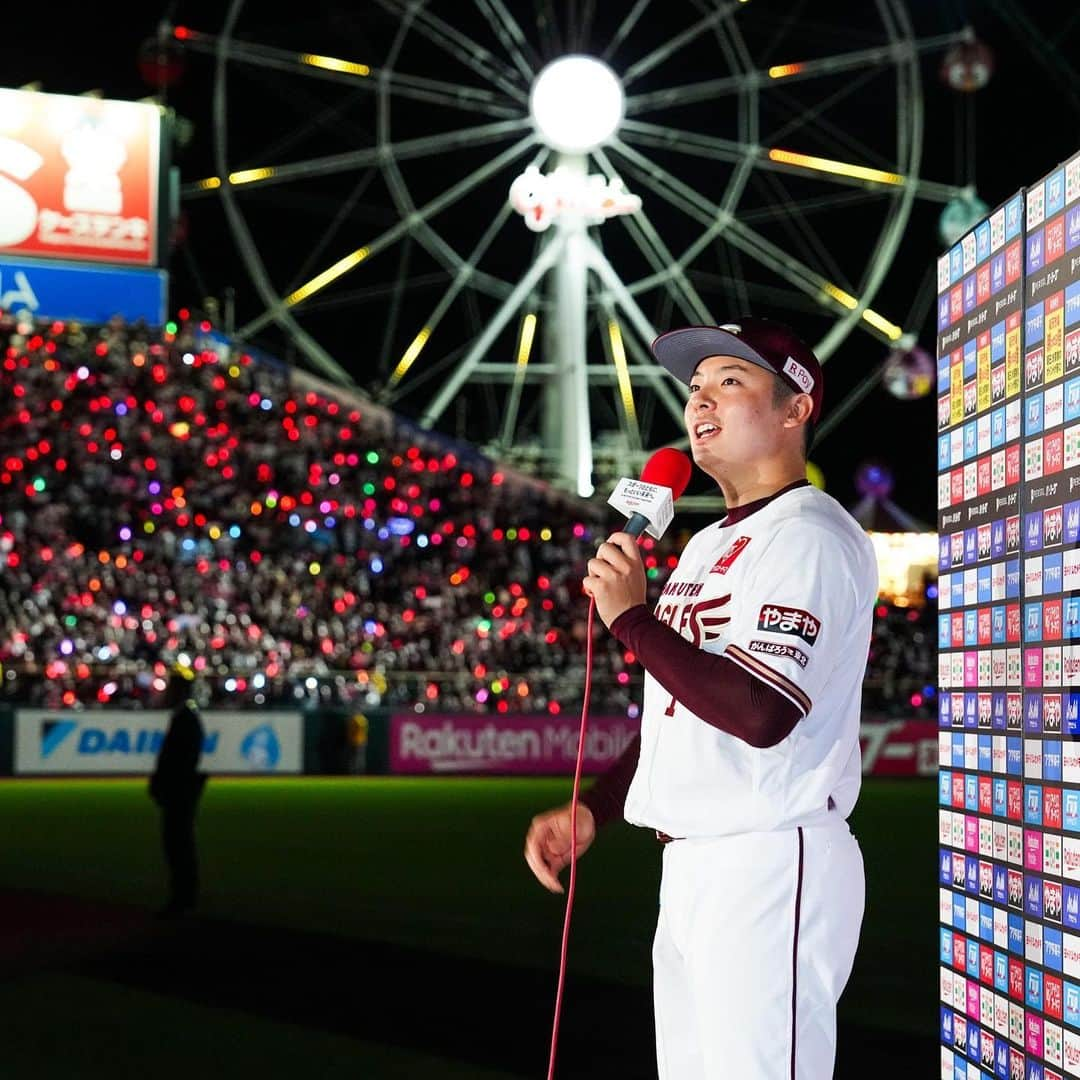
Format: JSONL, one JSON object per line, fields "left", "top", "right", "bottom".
{"left": 525, "top": 319, "right": 878, "bottom": 1078}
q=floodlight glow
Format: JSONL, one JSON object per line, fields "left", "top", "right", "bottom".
{"left": 530, "top": 56, "right": 623, "bottom": 154}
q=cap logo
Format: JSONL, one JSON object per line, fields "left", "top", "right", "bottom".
{"left": 782, "top": 355, "right": 814, "bottom": 394}
{"left": 719, "top": 323, "right": 741, "bottom": 333}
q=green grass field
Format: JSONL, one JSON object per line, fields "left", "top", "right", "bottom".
{"left": 0, "top": 777, "right": 936, "bottom": 1077}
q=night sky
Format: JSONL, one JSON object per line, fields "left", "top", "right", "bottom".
{"left": 5, "top": 1, "right": 1078, "bottom": 522}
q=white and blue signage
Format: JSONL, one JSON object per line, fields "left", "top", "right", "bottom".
{"left": 14, "top": 710, "right": 302, "bottom": 774}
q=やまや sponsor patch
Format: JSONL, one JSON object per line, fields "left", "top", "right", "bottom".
{"left": 756, "top": 604, "right": 821, "bottom": 645}
{"left": 746, "top": 640, "right": 809, "bottom": 668}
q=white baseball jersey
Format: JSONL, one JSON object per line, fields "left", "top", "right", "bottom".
{"left": 623, "top": 483, "right": 878, "bottom": 838}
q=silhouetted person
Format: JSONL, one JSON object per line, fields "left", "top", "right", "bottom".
{"left": 149, "top": 668, "right": 206, "bottom": 915}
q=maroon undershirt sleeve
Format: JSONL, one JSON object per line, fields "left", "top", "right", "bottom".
{"left": 579, "top": 732, "right": 641, "bottom": 828}
{"left": 579, "top": 603, "right": 803, "bottom": 829}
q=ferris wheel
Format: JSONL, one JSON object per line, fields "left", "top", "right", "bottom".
{"left": 170, "top": 1, "right": 971, "bottom": 496}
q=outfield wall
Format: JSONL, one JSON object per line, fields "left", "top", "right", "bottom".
{"left": 0, "top": 704, "right": 934, "bottom": 778}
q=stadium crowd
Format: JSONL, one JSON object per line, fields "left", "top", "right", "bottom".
{"left": 0, "top": 312, "right": 935, "bottom": 719}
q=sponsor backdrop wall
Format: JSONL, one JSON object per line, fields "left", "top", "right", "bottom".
{"left": 937, "top": 150, "right": 1080, "bottom": 1080}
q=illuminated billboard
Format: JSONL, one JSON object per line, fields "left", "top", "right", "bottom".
{"left": 0, "top": 88, "right": 163, "bottom": 267}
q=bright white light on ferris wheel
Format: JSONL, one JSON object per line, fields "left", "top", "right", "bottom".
{"left": 529, "top": 56, "right": 623, "bottom": 154}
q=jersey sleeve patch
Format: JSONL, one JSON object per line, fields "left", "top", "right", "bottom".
{"left": 746, "top": 639, "right": 809, "bottom": 668}
{"left": 756, "top": 603, "right": 822, "bottom": 646}
{"left": 725, "top": 642, "right": 813, "bottom": 717}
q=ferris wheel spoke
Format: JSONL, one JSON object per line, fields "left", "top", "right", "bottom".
{"left": 753, "top": 170, "right": 851, "bottom": 292}
{"left": 623, "top": 31, "right": 964, "bottom": 116}
{"left": 184, "top": 119, "right": 531, "bottom": 198}
{"left": 577, "top": 0, "right": 598, "bottom": 54}
{"left": 591, "top": 148, "right": 714, "bottom": 325}
{"left": 608, "top": 138, "right": 736, "bottom": 227}
{"left": 724, "top": 219, "right": 858, "bottom": 315}
{"left": 289, "top": 169, "right": 379, "bottom": 291}
{"left": 600, "top": 0, "right": 653, "bottom": 62}
{"left": 766, "top": 66, "right": 880, "bottom": 146}
{"left": 737, "top": 187, "right": 886, "bottom": 225}
{"left": 607, "top": 141, "right": 879, "bottom": 332}
{"left": 379, "top": 144, "right": 549, "bottom": 303}
{"left": 227, "top": 70, "right": 370, "bottom": 176}
{"left": 236, "top": 134, "right": 537, "bottom": 338}
{"left": 686, "top": 265, "right": 832, "bottom": 317}
{"left": 625, "top": 71, "right": 753, "bottom": 115}
{"left": 726, "top": 219, "right": 903, "bottom": 344}
{"left": 532, "top": 0, "right": 564, "bottom": 57}
{"left": 420, "top": 235, "right": 566, "bottom": 427}
{"left": 770, "top": 86, "right": 897, "bottom": 173}
{"left": 386, "top": 201, "right": 519, "bottom": 389}
{"left": 620, "top": 119, "right": 750, "bottom": 165}
{"left": 375, "top": 69, "right": 521, "bottom": 116}
{"left": 621, "top": 1, "right": 745, "bottom": 87}
{"left": 374, "top": 0, "right": 528, "bottom": 103}
{"left": 620, "top": 122, "right": 913, "bottom": 195}
{"left": 183, "top": 28, "right": 520, "bottom": 116}
{"left": 582, "top": 258, "right": 689, "bottom": 434}
{"left": 473, "top": 0, "right": 541, "bottom": 82}
{"left": 756, "top": 0, "right": 810, "bottom": 65}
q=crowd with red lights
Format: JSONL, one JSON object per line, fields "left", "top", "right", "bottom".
{"left": 0, "top": 311, "right": 691, "bottom": 716}
{"left": 863, "top": 597, "right": 937, "bottom": 719}
{"left": 0, "top": 311, "right": 935, "bottom": 719}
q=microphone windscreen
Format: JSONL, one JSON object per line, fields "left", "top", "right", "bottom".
{"left": 640, "top": 448, "right": 692, "bottom": 501}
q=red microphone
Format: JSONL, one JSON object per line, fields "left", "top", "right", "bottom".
{"left": 608, "top": 448, "right": 692, "bottom": 540}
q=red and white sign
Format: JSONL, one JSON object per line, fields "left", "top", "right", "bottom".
{"left": 390, "top": 713, "right": 639, "bottom": 775}
{"left": 858, "top": 718, "right": 939, "bottom": 777}
{"left": 0, "top": 88, "right": 160, "bottom": 266}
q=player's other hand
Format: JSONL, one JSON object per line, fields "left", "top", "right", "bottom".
{"left": 524, "top": 801, "right": 596, "bottom": 893}
{"left": 582, "top": 531, "right": 646, "bottom": 629}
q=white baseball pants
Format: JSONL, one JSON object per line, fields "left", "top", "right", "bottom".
{"left": 652, "top": 817, "right": 865, "bottom": 1079}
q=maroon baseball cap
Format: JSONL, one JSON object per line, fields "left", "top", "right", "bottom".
{"left": 651, "top": 318, "right": 824, "bottom": 423}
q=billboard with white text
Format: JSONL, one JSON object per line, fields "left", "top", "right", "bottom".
{"left": 0, "top": 88, "right": 162, "bottom": 267}
{"left": 14, "top": 710, "right": 302, "bottom": 775}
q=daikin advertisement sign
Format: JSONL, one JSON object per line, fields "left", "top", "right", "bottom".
{"left": 14, "top": 711, "right": 303, "bottom": 774}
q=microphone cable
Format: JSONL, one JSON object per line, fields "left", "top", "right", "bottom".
{"left": 545, "top": 593, "right": 596, "bottom": 1080}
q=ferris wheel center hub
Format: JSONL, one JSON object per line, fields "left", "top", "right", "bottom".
{"left": 529, "top": 55, "right": 624, "bottom": 154}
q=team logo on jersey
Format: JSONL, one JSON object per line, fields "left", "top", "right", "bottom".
{"left": 709, "top": 535, "right": 751, "bottom": 575}
{"left": 691, "top": 595, "right": 732, "bottom": 645}
{"left": 757, "top": 604, "right": 821, "bottom": 645}
{"left": 746, "top": 640, "right": 808, "bottom": 668}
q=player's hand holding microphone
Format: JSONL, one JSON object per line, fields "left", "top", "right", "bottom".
{"left": 582, "top": 531, "right": 647, "bottom": 629}
{"left": 583, "top": 447, "right": 692, "bottom": 628}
